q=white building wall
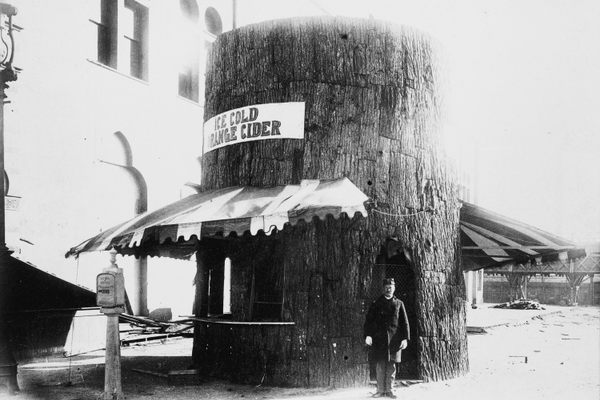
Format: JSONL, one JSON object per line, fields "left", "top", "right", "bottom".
{"left": 4, "top": 0, "right": 345, "bottom": 316}
{"left": 5, "top": 0, "right": 233, "bottom": 316}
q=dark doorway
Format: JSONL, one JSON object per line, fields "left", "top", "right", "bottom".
{"left": 369, "top": 239, "right": 418, "bottom": 380}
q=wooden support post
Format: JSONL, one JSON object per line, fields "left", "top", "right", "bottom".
{"left": 131, "top": 257, "right": 148, "bottom": 316}
{"left": 195, "top": 248, "right": 209, "bottom": 318}
{"left": 565, "top": 273, "right": 585, "bottom": 306}
{"left": 589, "top": 274, "right": 595, "bottom": 305}
{"left": 541, "top": 274, "right": 545, "bottom": 303}
{"left": 192, "top": 248, "right": 211, "bottom": 370}
{"left": 103, "top": 311, "right": 123, "bottom": 400}
{"left": 100, "top": 250, "right": 124, "bottom": 400}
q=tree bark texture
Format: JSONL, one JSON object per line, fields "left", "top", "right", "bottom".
{"left": 197, "top": 17, "right": 468, "bottom": 385}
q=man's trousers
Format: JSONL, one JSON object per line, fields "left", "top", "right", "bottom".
{"left": 375, "top": 360, "right": 396, "bottom": 394}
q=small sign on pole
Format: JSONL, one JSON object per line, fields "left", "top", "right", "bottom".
{"left": 97, "top": 270, "right": 125, "bottom": 310}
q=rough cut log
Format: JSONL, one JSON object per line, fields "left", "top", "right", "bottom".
{"left": 195, "top": 16, "right": 468, "bottom": 386}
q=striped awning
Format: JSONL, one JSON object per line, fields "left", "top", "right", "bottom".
{"left": 460, "top": 201, "right": 584, "bottom": 271}
{"left": 66, "top": 178, "right": 368, "bottom": 259}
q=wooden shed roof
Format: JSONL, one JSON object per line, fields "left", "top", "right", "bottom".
{"left": 460, "top": 201, "right": 586, "bottom": 271}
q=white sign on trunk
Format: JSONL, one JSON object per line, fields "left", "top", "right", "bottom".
{"left": 202, "top": 102, "right": 305, "bottom": 154}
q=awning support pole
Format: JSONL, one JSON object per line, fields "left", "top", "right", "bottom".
{"left": 194, "top": 247, "right": 209, "bottom": 318}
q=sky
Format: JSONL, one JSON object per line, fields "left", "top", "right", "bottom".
{"left": 238, "top": 0, "right": 600, "bottom": 243}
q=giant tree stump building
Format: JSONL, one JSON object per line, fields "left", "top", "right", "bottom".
{"left": 193, "top": 17, "right": 468, "bottom": 387}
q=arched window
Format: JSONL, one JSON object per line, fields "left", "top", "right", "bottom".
{"left": 200, "top": 6, "right": 223, "bottom": 103}
{"left": 180, "top": 0, "right": 199, "bottom": 20}
{"left": 204, "top": 7, "right": 223, "bottom": 36}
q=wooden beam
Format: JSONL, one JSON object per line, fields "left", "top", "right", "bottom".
{"left": 461, "top": 221, "right": 538, "bottom": 255}
{"left": 188, "top": 317, "right": 295, "bottom": 326}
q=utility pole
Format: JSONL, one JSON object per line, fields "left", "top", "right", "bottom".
{"left": 0, "top": 3, "right": 19, "bottom": 395}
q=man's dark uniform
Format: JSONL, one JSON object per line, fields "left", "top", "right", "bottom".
{"left": 364, "top": 285, "right": 410, "bottom": 397}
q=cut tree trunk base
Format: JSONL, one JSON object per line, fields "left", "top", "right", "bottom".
{"left": 195, "top": 16, "right": 468, "bottom": 387}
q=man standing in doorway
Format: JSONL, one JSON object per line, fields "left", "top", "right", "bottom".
{"left": 364, "top": 278, "right": 410, "bottom": 398}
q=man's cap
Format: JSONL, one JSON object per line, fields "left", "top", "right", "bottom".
{"left": 383, "top": 278, "right": 395, "bottom": 286}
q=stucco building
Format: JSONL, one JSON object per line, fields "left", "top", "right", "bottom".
{"left": 6, "top": 0, "right": 233, "bottom": 315}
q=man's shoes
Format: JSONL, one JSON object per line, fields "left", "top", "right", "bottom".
{"left": 371, "top": 392, "right": 386, "bottom": 398}
{"left": 385, "top": 392, "right": 397, "bottom": 399}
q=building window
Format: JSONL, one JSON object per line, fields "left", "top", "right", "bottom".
{"left": 90, "top": 0, "right": 149, "bottom": 80}
{"left": 179, "top": 65, "right": 199, "bottom": 102}
{"left": 202, "top": 6, "right": 222, "bottom": 56}
{"left": 179, "top": 0, "right": 200, "bottom": 101}
{"left": 123, "top": 0, "right": 148, "bottom": 80}
{"left": 180, "top": 0, "right": 199, "bottom": 20}
{"left": 204, "top": 6, "right": 223, "bottom": 36}
{"left": 90, "top": 0, "right": 118, "bottom": 68}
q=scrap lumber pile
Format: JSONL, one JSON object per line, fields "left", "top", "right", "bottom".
{"left": 493, "top": 300, "right": 545, "bottom": 310}
{"left": 119, "top": 314, "right": 195, "bottom": 345}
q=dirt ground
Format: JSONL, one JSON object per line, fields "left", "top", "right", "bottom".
{"left": 4, "top": 305, "right": 599, "bottom": 400}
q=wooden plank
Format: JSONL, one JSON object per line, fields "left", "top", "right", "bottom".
{"left": 131, "top": 369, "right": 168, "bottom": 378}
{"left": 189, "top": 318, "right": 295, "bottom": 326}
